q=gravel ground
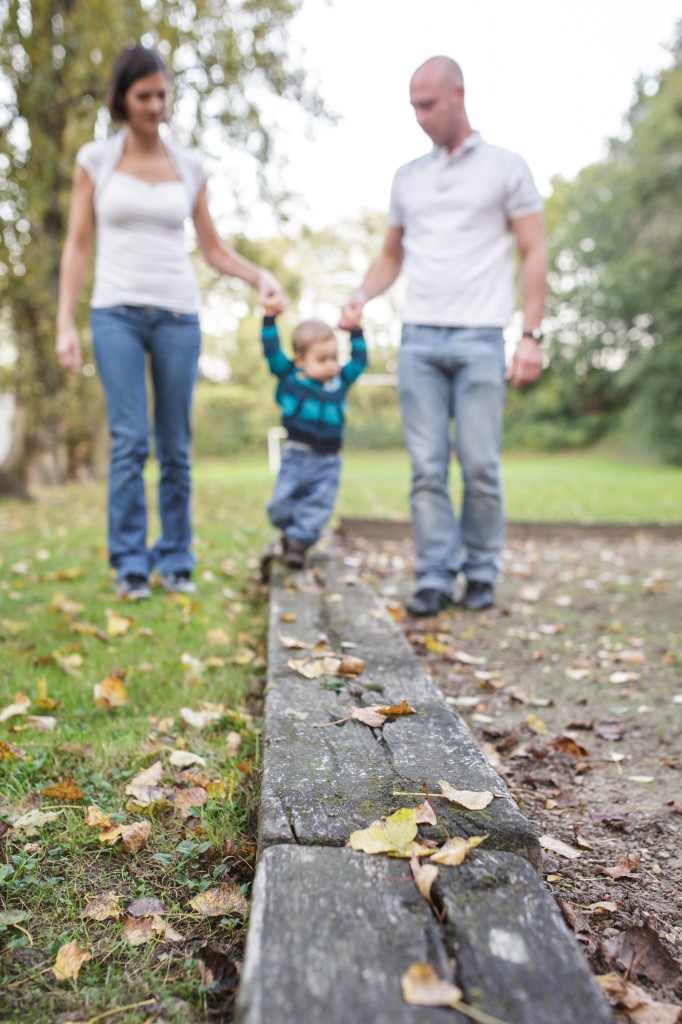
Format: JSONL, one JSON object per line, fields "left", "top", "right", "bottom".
{"left": 339, "top": 527, "right": 682, "bottom": 1017}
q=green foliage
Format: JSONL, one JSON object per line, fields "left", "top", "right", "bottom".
{"left": 542, "top": 24, "right": 682, "bottom": 462}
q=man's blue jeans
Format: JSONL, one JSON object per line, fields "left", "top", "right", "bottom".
{"left": 91, "top": 305, "right": 201, "bottom": 581}
{"left": 398, "top": 324, "right": 506, "bottom": 595}
{"left": 268, "top": 444, "right": 341, "bottom": 546}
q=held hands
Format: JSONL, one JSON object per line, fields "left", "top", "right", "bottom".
{"left": 55, "top": 325, "right": 83, "bottom": 375}
{"left": 505, "top": 335, "right": 543, "bottom": 388}
{"left": 258, "top": 270, "right": 288, "bottom": 317}
{"left": 338, "top": 290, "right": 366, "bottom": 331}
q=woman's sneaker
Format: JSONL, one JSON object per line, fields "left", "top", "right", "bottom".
{"left": 160, "top": 570, "right": 196, "bottom": 595}
{"left": 116, "top": 574, "right": 151, "bottom": 601}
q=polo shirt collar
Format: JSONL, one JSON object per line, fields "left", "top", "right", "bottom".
{"left": 432, "top": 130, "right": 482, "bottom": 164}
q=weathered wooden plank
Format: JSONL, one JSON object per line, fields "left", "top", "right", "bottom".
{"left": 235, "top": 846, "right": 614, "bottom": 1024}
{"left": 262, "top": 563, "right": 539, "bottom": 866}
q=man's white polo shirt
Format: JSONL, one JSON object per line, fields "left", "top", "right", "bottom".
{"left": 388, "top": 132, "right": 542, "bottom": 328}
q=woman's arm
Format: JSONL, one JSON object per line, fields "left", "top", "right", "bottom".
{"left": 192, "top": 186, "right": 287, "bottom": 311}
{"left": 56, "top": 165, "right": 95, "bottom": 374}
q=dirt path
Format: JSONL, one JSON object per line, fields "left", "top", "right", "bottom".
{"left": 339, "top": 528, "right": 682, "bottom": 1012}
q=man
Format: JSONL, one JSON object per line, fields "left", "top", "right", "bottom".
{"left": 340, "top": 56, "right": 547, "bottom": 615}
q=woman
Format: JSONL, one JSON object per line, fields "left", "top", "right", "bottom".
{"left": 56, "top": 45, "right": 285, "bottom": 600}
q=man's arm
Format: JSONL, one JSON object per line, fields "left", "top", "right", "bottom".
{"left": 339, "top": 226, "right": 405, "bottom": 329}
{"left": 506, "top": 211, "right": 547, "bottom": 387}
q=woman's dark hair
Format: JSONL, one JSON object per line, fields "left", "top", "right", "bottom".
{"left": 106, "top": 45, "right": 169, "bottom": 123}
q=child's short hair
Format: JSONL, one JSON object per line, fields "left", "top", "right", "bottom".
{"left": 292, "top": 319, "right": 336, "bottom": 358}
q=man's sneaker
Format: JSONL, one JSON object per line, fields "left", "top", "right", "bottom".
{"left": 283, "top": 536, "right": 308, "bottom": 569}
{"left": 116, "top": 574, "right": 151, "bottom": 601}
{"left": 406, "top": 588, "right": 451, "bottom": 617}
{"left": 160, "top": 571, "right": 197, "bottom": 595}
{"left": 462, "top": 579, "right": 494, "bottom": 611}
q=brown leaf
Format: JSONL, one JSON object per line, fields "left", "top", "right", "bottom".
{"left": 174, "top": 786, "right": 208, "bottom": 819}
{"left": 596, "top": 852, "right": 641, "bottom": 879}
{"left": 593, "top": 717, "right": 625, "bottom": 741}
{"left": 83, "top": 890, "right": 122, "bottom": 921}
{"left": 121, "top": 820, "right": 152, "bottom": 852}
{"left": 401, "top": 962, "right": 462, "bottom": 1008}
{"left": 124, "top": 761, "right": 164, "bottom": 805}
{"left": 375, "top": 700, "right": 416, "bottom": 717}
{"left": 410, "top": 857, "right": 440, "bottom": 917}
{"left": 601, "top": 923, "right": 681, "bottom": 986}
{"left": 42, "top": 777, "right": 84, "bottom": 802}
{"left": 226, "top": 731, "right": 242, "bottom": 757}
{"left": 552, "top": 735, "right": 591, "bottom": 759}
{"left": 127, "top": 897, "right": 168, "bottom": 918}
{"left": 0, "top": 740, "right": 26, "bottom": 761}
{"left": 122, "top": 916, "right": 155, "bottom": 946}
{"left": 197, "top": 942, "right": 240, "bottom": 994}
{"left": 338, "top": 655, "right": 365, "bottom": 676}
{"left": 50, "top": 941, "right": 92, "bottom": 980}
{"left": 598, "top": 973, "right": 682, "bottom": 1024}
{"left": 190, "top": 882, "right": 249, "bottom": 917}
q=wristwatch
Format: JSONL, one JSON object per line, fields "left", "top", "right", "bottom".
{"left": 522, "top": 328, "right": 544, "bottom": 342}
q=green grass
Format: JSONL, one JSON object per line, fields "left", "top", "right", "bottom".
{"left": 1, "top": 446, "right": 679, "bottom": 1021}
{"left": 194, "top": 448, "right": 682, "bottom": 524}
{"left": 0, "top": 476, "right": 273, "bottom": 1024}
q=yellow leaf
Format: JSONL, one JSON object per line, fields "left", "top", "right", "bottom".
{"left": 42, "top": 777, "right": 84, "bottom": 801}
{"left": 189, "top": 882, "right": 249, "bottom": 917}
{"left": 84, "top": 805, "right": 113, "bottom": 829}
{"left": 206, "top": 777, "right": 228, "bottom": 799}
{"left": 106, "top": 611, "right": 134, "bottom": 637}
{"left": 347, "top": 807, "right": 432, "bottom": 858}
{"left": 98, "top": 825, "right": 126, "bottom": 846}
{"left": 94, "top": 672, "right": 129, "bottom": 710}
{"left": 12, "top": 810, "right": 61, "bottom": 837}
{"left": 401, "top": 962, "right": 462, "bottom": 1008}
{"left": 438, "top": 780, "right": 495, "bottom": 810}
{"left": 425, "top": 636, "right": 451, "bottom": 655}
{"left": 429, "top": 835, "right": 487, "bottom": 866}
{"left": 50, "top": 941, "right": 92, "bottom": 981}
{"left": 1, "top": 618, "right": 29, "bottom": 635}
{"left": 0, "top": 740, "right": 25, "bottom": 761}
{"left": 83, "top": 890, "right": 121, "bottom": 921}
{"left": 50, "top": 592, "right": 85, "bottom": 617}
{"left": 526, "top": 713, "right": 548, "bottom": 734}
{"left": 0, "top": 693, "right": 30, "bottom": 723}
{"left": 206, "top": 627, "right": 231, "bottom": 646}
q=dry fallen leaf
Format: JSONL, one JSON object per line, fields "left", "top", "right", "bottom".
{"left": 375, "top": 700, "right": 416, "bottom": 717}
{"left": 123, "top": 914, "right": 184, "bottom": 946}
{"left": 106, "top": 611, "right": 134, "bottom": 637}
{"left": 174, "top": 786, "right": 208, "bottom": 819}
{"left": 124, "top": 761, "right": 164, "bottom": 805}
{"left": 0, "top": 693, "right": 30, "bottom": 723}
{"left": 338, "top": 655, "right": 365, "bottom": 676}
{"left": 410, "top": 857, "right": 440, "bottom": 916}
{"left": 401, "top": 962, "right": 462, "bottom": 1009}
{"left": 598, "top": 972, "right": 682, "bottom": 1024}
{"left": 180, "top": 706, "right": 223, "bottom": 730}
{"left": 83, "top": 805, "right": 113, "bottom": 829}
{"left": 50, "top": 941, "right": 92, "bottom": 981}
{"left": 127, "top": 897, "right": 168, "bottom": 918}
{"left": 189, "top": 882, "right": 249, "bottom": 917}
{"left": 347, "top": 807, "right": 432, "bottom": 859}
{"left": 596, "top": 852, "right": 641, "bottom": 879}
{"left": 83, "top": 890, "right": 122, "bottom": 921}
{"left": 41, "top": 777, "right": 84, "bottom": 802}
{"left": 539, "top": 834, "right": 583, "bottom": 860}
{"left": 438, "top": 780, "right": 494, "bottom": 810}
{"left": 11, "top": 809, "right": 61, "bottom": 838}
{"left": 526, "top": 713, "right": 548, "bottom": 735}
{"left": 226, "top": 731, "right": 242, "bottom": 757}
{"left": 99, "top": 820, "right": 151, "bottom": 852}
{"left": 169, "top": 750, "right": 206, "bottom": 769}
{"left": 93, "top": 671, "right": 129, "bottom": 710}
{"left": 414, "top": 799, "right": 438, "bottom": 826}
{"left": 429, "top": 835, "right": 487, "bottom": 866}
{"left": 25, "top": 715, "right": 57, "bottom": 732}
{"left": 49, "top": 593, "right": 85, "bottom": 617}
{"left": 350, "top": 706, "right": 387, "bottom": 728}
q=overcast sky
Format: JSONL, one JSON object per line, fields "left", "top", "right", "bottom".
{"left": 273, "top": 0, "right": 681, "bottom": 227}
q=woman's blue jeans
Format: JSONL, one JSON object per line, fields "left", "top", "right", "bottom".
{"left": 398, "top": 324, "right": 506, "bottom": 595}
{"left": 91, "top": 305, "right": 201, "bottom": 581}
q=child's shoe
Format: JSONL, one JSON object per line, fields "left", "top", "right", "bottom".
{"left": 283, "top": 536, "right": 308, "bottom": 569}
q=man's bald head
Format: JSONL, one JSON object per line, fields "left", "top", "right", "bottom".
{"left": 411, "top": 56, "right": 464, "bottom": 90}
{"left": 409, "top": 55, "right": 471, "bottom": 152}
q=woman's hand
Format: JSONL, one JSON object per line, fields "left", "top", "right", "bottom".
{"left": 56, "top": 325, "right": 83, "bottom": 374}
{"left": 258, "top": 270, "right": 288, "bottom": 315}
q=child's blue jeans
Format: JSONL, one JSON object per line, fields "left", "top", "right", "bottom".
{"left": 268, "top": 443, "right": 341, "bottom": 546}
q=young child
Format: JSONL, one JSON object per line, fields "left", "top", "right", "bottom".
{"left": 261, "top": 303, "right": 367, "bottom": 568}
